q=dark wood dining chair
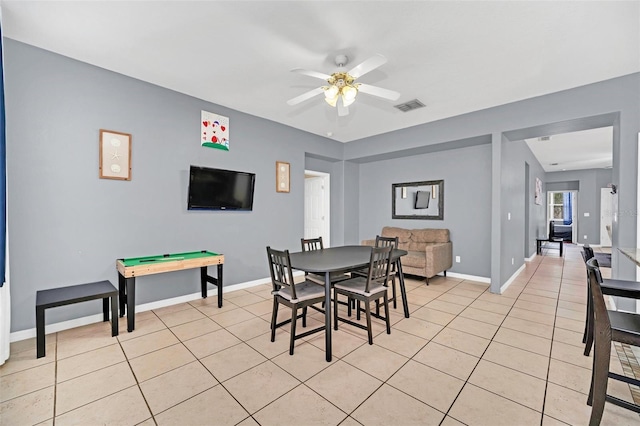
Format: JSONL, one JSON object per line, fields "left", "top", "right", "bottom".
{"left": 585, "top": 257, "right": 640, "bottom": 425}
{"left": 333, "top": 245, "right": 392, "bottom": 345}
{"left": 266, "top": 246, "right": 326, "bottom": 355}
{"left": 581, "top": 247, "right": 640, "bottom": 356}
{"left": 352, "top": 235, "right": 398, "bottom": 310}
{"left": 300, "top": 236, "right": 351, "bottom": 285}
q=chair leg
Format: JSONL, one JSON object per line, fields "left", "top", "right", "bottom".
{"left": 347, "top": 295, "right": 352, "bottom": 317}
{"left": 391, "top": 277, "right": 397, "bottom": 309}
{"left": 365, "top": 300, "right": 373, "bottom": 345}
{"left": 289, "top": 305, "right": 297, "bottom": 355}
{"left": 270, "top": 298, "right": 279, "bottom": 342}
{"left": 334, "top": 289, "right": 339, "bottom": 331}
{"left": 383, "top": 293, "right": 391, "bottom": 335}
{"left": 589, "top": 333, "right": 612, "bottom": 426}
{"left": 302, "top": 306, "right": 307, "bottom": 328}
{"left": 357, "top": 301, "right": 361, "bottom": 321}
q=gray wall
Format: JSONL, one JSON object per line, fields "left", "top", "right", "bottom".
{"left": 546, "top": 168, "right": 613, "bottom": 245}
{"left": 500, "top": 140, "right": 546, "bottom": 281}
{"left": 358, "top": 144, "right": 493, "bottom": 278}
{"left": 5, "top": 40, "right": 345, "bottom": 331}
{"left": 346, "top": 73, "right": 640, "bottom": 290}
{"left": 5, "top": 38, "right": 640, "bottom": 331}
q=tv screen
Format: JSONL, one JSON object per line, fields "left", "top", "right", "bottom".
{"left": 188, "top": 165, "right": 255, "bottom": 211}
{"left": 414, "top": 190, "right": 430, "bottom": 209}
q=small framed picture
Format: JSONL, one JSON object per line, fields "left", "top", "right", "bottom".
{"left": 276, "top": 161, "right": 290, "bottom": 193}
{"left": 99, "top": 129, "right": 131, "bottom": 180}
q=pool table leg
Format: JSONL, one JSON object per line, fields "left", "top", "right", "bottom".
{"left": 126, "top": 277, "right": 135, "bottom": 332}
{"left": 200, "top": 264, "right": 224, "bottom": 308}
{"left": 200, "top": 267, "right": 208, "bottom": 299}
{"left": 118, "top": 273, "right": 126, "bottom": 317}
{"left": 217, "top": 264, "right": 223, "bottom": 308}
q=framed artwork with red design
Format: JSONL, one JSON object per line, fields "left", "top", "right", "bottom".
{"left": 201, "top": 111, "right": 229, "bottom": 151}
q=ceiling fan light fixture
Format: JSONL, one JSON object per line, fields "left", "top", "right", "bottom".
{"left": 324, "top": 85, "right": 339, "bottom": 99}
{"left": 342, "top": 96, "right": 355, "bottom": 107}
{"left": 342, "top": 85, "right": 358, "bottom": 103}
{"left": 324, "top": 94, "right": 338, "bottom": 107}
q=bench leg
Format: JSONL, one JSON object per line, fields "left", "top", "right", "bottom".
{"left": 36, "top": 306, "right": 45, "bottom": 358}
{"left": 110, "top": 294, "right": 119, "bottom": 337}
{"left": 102, "top": 297, "right": 109, "bottom": 322}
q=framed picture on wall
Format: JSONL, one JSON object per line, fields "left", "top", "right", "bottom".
{"left": 276, "top": 161, "right": 290, "bottom": 193}
{"left": 99, "top": 129, "right": 132, "bottom": 180}
{"left": 535, "top": 177, "right": 542, "bottom": 205}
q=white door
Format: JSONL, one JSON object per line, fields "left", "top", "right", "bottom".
{"left": 304, "top": 174, "right": 330, "bottom": 246}
{"left": 601, "top": 188, "right": 613, "bottom": 247}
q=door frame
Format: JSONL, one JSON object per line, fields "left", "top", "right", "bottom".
{"left": 304, "top": 170, "right": 331, "bottom": 247}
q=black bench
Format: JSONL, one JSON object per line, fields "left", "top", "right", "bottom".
{"left": 36, "top": 280, "right": 118, "bottom": 358}
{"left": 536, "top": 237, "right": 564, "bottom": 257}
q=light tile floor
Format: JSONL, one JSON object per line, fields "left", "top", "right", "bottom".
{"left": 2, "top": 245, "right": 640, "bottom": 425}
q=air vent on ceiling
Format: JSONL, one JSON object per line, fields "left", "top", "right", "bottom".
{"left": 538, "top": 136, "right": 551, "bottom": 141}
{"left": 394, "top": 99, "right": 425, "bottom": 112}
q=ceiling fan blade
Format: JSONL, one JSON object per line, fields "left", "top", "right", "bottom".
{"left": 348, "top": 54, "right": 388, "bottom": 79}
{"left": 291, "top": 68, "right": 331, "bottom": 81}
{"left": 357, "top": 83, "right": 401, "bottom": 101}
{"left": 286, "top": 87, "right": 325, "bottom": 106}
{"left": 337, "top": 98, "right": 349, "bottom": 117}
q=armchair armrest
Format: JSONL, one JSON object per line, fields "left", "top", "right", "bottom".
{"left": 424, "top": 242, "right": 453, "bottom": 277}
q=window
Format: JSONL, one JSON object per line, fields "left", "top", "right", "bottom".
{"left": 549, "top": 192, "right": 565, "bottom": 220}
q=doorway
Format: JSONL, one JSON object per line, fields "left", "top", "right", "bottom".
{"left": 304, "top": 170, "right": 331, "bottom": 246}
{"left": 600, "top": 187, "right": 613, "bottom": 247}
{"left": 548, "top": 190, "right": 577, "bottom": 243}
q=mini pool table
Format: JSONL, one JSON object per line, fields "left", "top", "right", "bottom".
{"left": 116, "top": 250, "right": 224, "bottom": 332}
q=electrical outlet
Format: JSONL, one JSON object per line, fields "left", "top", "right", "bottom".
{"left": 584, "top": 212, "right": 590, "bottom": 217}
{"left": 584, "top": 235, "right": 587, "bottom": 240}
{"left": 455, "top": 256, "right": 461, "bottom": 263}
{"left": 508, "top": 212, "right": 511, "bottom": 220}
{"left": 511, "top": 257, "right": 514, "bottom": 265}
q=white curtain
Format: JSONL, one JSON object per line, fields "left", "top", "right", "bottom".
{"left": 0, "top": 5, "right": 9, "bottom": 366}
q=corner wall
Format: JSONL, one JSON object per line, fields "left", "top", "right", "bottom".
{"left": 4, "top": 40, "right": 346, "bottom": 332}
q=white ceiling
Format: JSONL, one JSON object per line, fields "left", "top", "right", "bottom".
{"left": 525, "top": 127, "right": 613, "bottom": 173}
{"left": 1, "top": 1, "right": 638, "bottom": 159}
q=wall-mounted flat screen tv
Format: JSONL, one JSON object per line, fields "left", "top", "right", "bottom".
{"left": 188, "top": 165, "right": 256, "bottom": 211}
{"left": 414, "top": 190, "right": 430, "bottom": 209}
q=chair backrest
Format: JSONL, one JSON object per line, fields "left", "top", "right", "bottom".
{"left": 301, "top": 237, "right": 323, "bottom": 252}
{"left": 583, "top": 245, "right": 595, "bottom": 261}
{"left": 375, "top": 235, "right": 398, "bottom": 250}
{"left": 364, "top": 246, "right": 392, "bottom": 293}
{"left": 266, "top": 246, "right": 297, "bottom": 299}
{"left": 586, "top": 258, "right": 609, "bottom": 332}
{"left": 375, "top": 235, "right": 398, "bottom": 271}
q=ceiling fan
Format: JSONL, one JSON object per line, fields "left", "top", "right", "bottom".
{"left": 286, "top": 54, "right": 401, "bottom": 117}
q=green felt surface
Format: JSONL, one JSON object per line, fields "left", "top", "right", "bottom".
{"left": 121, "top": 251, "right": 220, "bottom": 267}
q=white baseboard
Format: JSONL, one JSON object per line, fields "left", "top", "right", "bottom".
{"left": 525, "top": 253, "right": 537, "bottom": 262}
{"left": 443, "top": 272, "right": 490, "bottom": 284}
{"left": 500, "top": 263, "right": 526, "bottom": 293}
{"left": 9, "top": 273, "right": 301, "bottom": 343}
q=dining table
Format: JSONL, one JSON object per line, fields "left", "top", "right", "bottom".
{"left": 288, "top": 245, "right": 409, "bottom": 362}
